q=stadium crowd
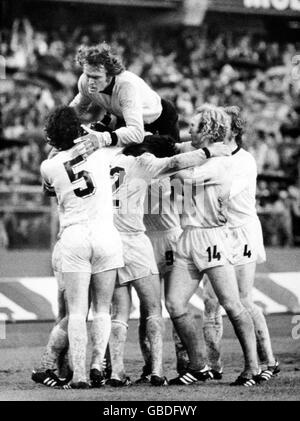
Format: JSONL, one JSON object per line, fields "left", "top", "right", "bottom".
{"left": 1, "top": 18, "right": 300, "bottom": 247}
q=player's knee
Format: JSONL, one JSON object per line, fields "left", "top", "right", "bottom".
{"left": 111, "top": 305, "right": 130, "bottom": 322}
{"left": 221, "top": 298, "right": 243, "bottom": 318}
{"left": 240, "top": 295, "right": 253, "bottom": 311}
{"left": 165, "top": 296, "right": 186, "bottom": 318}
{"left": 204, "top": 297, "right": 220, "bottom": 317}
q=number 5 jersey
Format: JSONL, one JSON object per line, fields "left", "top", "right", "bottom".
{"left": 40, "top": 147, "right": 116, "bottom": 231}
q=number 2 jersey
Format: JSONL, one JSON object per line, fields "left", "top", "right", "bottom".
{"left": 110, "top": 148, "right": 210, "bottom": 233}
{"left": 40, "top": 146, "right": 115, "bottom": 231}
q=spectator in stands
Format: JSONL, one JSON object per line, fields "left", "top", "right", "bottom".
{"left": 2, "top": 19, "right": 300, "bottom": 246}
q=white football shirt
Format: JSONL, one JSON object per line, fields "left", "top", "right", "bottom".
{"left": 143, "top": 178, "right": 181, "bottom": 232}
{"left": 177, "top": 157, "right": 233, "bottom": 229}
{"left": 228, "top": 148, "right": 258, "bottom": 228}
{"left": 40, "top": 147, "right": 115, "bottom": 230}
{"left": 111, "top": 149, "right": 209, "bottom": 233}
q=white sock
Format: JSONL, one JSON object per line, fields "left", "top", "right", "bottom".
{"left": 109, "top": 319, "right": 128, "bottom": 380}
{"left": 40, "top": 317, "right": 68, "bottom": 371}
{"left": 68, "top": 314, "right": 87, "bottom": 383}
{"left": 90, "top": 312, "right": 111, "bottom": 371}
{"left": 146, "top": 315, "right": 164, "bottom": 377}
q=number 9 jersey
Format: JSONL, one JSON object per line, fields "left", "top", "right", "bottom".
{"left": 40, "top": 147, "right": 115, "bottom": 231}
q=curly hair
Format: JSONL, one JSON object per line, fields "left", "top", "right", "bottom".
{"left": 44, "top": 106, "right": 80, "bottom": 151}
{"left": 122, "top": 135, "right": 178, "bottom": 158}
{"left": 76, "top": 42, "right": 125, "bottom": 76}
{"left": 195, "top": 104, "right": 231, "bottom": 143}
{"left": 223, "top": 106, "right": 245, "bottom": 146}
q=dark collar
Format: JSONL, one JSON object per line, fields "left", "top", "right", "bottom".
{"left": 232, "top": 146, "right": 241, "bottom": 155}
{"left": 99, "top": 77, "right": 115, "bottom": 95}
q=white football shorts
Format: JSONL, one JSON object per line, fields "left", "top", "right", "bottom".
{"left": 174, "top": 226, "right": 234, "bottom": 276}
{"left": 117, "top": 232, "right": 159, "bottom": 284}
{"left": 60, "top": 224, "right": 124, "bottom": 274}
{"left": 229, "top": 217, "right": 266, "bottom": 266}
{"left": 146, "top": 227, "right": 182, "bottom": 276}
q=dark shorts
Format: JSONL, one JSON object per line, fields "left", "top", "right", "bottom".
{"left": 116, "top": 98, "right": 180, "bottom": 141}
{"left": 145, "top": 99, "right": 180, "bottom": 141}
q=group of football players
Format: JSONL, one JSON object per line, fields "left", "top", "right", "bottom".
{"left": 31, "top": 43, "right": 280, "bottom": 390}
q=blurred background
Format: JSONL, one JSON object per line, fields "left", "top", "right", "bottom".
{"left": 1, "top": 0, "right": 300, "bottom": 252}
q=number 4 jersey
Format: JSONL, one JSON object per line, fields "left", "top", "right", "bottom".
{"left": 40, "top": 147, "right": 115, "bottom": 231}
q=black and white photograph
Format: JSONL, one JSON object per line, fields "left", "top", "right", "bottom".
{"left": 0, "top": 0, "right": 300, "bottom": 405}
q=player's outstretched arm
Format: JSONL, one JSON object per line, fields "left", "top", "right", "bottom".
{"left": 169, "top": 143, "right": 231, "bottom": 172}
{"left": 137, "top": 143, "right": 230, "bottom": 180}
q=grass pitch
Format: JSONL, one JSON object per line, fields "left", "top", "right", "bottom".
{"left": 0, "top": 315, "right": 299, "bottom": 401}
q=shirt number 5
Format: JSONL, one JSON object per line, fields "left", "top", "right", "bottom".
{"left": 64, "top": 155, "right": 96, "bottom": 198}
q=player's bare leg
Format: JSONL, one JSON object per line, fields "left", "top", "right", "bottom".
{"left": 138, "top": 271, "right": 165, "bottom": 381}
{"left": 236, "top": 262, "right": 278, "bottom": 379}
{"left": 166, "top": 268, "right": 189, "bottom": 375}
{"left": 133, "top": 274, "right": 166, "bottom": 385}
{"left": 89, "top": 269, "right": 116, "bottom": 386}
{"left": 165, "top": 267, "right": 208, "bottom": 373}
{"left": 31, "top": 269, "right": 73, "bottom": 389}
{"left": 202, "top": 276, "right": 223, "bottom": 376}
{"left": 108, "top": 282, "right": 132, "bottom": 385}
{"left": 205, "top": 265, "right": 259, "bottom": 378}
{"left": 64, "top": 272, "right": 90, "bottom": 387}
{"left": 54, "top": 286, "right": 72, "bottom": 381}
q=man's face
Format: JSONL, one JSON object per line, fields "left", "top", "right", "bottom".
{"left": 189, "top": 114, "right": 205, "bottom": 149}
{"left": 83, "top": 64, "right": 110, "bottom": 94}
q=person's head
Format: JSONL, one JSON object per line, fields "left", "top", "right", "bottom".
{"left": 189, "top": 104, "right": 231, "bottom": 149}
{"left": 76, "top": 42, "right": 125, "bottom": 94}
{"left": 122, "top": 135, "right": 178, "bottom": 158}
{"left": 223, "top": 106, "right": 245, "bottom": 147}
{"left": 44, "top": 106, "right": 80, "bottom": 151}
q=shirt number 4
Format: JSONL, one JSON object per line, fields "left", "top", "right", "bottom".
{"left": 243, "top": 244, "right": 252, "bottom": 258}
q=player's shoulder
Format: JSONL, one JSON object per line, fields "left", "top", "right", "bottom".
{"left": 40, "top": 155, "right": 58, "bottom": 177}
{"left": 236, "top": 148, "right": 257, "bottom": 168}
{"left": 116, "top": 71, "right": 146, "bottom": 91}
{"left": 111, "top": 151, "right": 134, "bottom": 169}
{"left": 117, "top": 70, "right": 139, "bottom": 83}
{"left": 235, "top": 147, "right": 254, "bottom": 159}
{"left": 40, "top": 158, "right": 50, "bottom": 174}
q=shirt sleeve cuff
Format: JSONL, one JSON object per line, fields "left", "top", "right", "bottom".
{"left": 110, "top": 132, "right": 118, "bottom": 146}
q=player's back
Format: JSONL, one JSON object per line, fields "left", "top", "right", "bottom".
{"left": 111, "top": 152, "right": 168, "bottom": 233}
{"left": 144, "top": 178, "right": 181, "bottom": 232}
{"left": 41, "top": 147, "right": 114, "bottom": 230}
{"left": 179, "top": 156, "right": 233, "bottom": 229}
{"left": 228, "top": 148, "right": 257, "bottom": 227}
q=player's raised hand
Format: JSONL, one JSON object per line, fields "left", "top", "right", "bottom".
{"left": 72, "top": 132, "right": 100, "bottom": 159}
{"left": 207, "top": 143, "right": 231, "bottom": 157}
